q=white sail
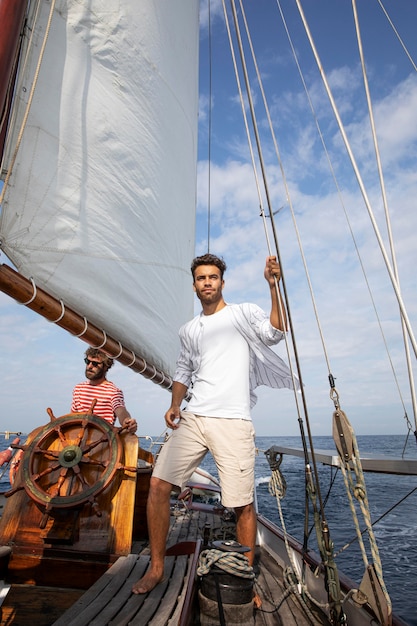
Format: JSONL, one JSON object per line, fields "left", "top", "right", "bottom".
{"left": 0, "top": 0, "right": 199, "bottom": 376}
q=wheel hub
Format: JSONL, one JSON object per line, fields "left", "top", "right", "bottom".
{"left": 59, "top": 445, "right": 83, "bottom": 468}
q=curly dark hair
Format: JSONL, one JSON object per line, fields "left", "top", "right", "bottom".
{"left": 190, "top": 254, "right": 227, "bottom": 280}
{"left": 85, "top": 348, "right": 114, "bottom": 370}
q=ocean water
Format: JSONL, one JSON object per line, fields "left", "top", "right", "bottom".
{"left": 1, "top": 433, "right": 416, "bottom": 624}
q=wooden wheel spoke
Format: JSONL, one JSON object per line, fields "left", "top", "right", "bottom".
{"left": 55, "top": 425, "right": 69, "bottom": 445}
{"left": 34, "top": 446, "right": 59, "bottom": 460}
{"left": 48, "top": 467, "right": 70, "bottom": 498}
{"left": 72, "top": 463, "right": 90, "bottom": 488}
{"left": 80, "top": 435, "right": 109, "bottom": 455}
{"left": 79, "top": 457, "right": 109, "bottom": 469}
{"left": 74, "top": 420, "right": 89, "bottom": 446}
{"left": 32, "top": 462, "right": 62, "bottom": 481}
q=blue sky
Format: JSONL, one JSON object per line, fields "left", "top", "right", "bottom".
{"left": 1, "top": 0, "right": 417, "bottom": 439}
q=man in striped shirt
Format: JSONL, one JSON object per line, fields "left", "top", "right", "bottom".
{"left": 71, "top": 348, "right": 137, "bottom": 433}
{"left": 133, "top": 254, "right": 294, "bottom": 594}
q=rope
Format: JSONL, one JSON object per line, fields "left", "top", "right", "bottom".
{"left": 352, "top": 0, "right": 417, "bottom": 431}
{"left": 294, "top": 0, "right": 417, "bottom": 359}
{"left": 0, "top": 0, "right": 57, "bottom": 208}
{"left": 335, "top": 483, "right": 417, "bottom": 557}
{"left": 274, "top": 0, "right": 411, "bottom": 430}
{"left": 333, "top": 408, "right": 392, "bottom": 615}
{"left": 376, "top": 0, "right": 417, "bottom": 72}
{"left": 197, "top": 549, "right": 255, "bottom": 579}
{"left": 264, "top": 451, "right": 333, "bottom": 615}
{"left": 283, "top": 567, "right": 321, "bottom": 623}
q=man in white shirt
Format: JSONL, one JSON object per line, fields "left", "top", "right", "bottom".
{"left": 133, "top": 254, "right": 293, "bottom": 594}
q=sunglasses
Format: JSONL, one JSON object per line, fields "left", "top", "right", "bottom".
{"left": 84, "top": 358, "right": 103, "bottom": 367}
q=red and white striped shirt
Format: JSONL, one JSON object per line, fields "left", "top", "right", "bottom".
{"left": 71, "top": 380, "right": 126, "bottom": 425}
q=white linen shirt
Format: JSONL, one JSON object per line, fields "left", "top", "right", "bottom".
{"left": 174, "top": 302, "right": 296, "bottom": 408}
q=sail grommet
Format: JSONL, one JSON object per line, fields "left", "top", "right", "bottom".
{"left": 49, "top": 299, "right": 65, "bottom": 323}
{"left": 20, "top": 277, "right": 37, "bottom": 305}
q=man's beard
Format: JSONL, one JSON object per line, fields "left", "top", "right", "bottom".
{"left": 85, "top": 366, "right": 105, "bottom": 381}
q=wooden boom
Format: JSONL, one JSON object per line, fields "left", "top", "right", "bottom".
{"left": 0, "top": 263, "right": 173, "bottom": 389}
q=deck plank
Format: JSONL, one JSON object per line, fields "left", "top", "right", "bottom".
{"left": 52, "top": 556, "right": 148, "bottom": 626}
{"left": 89, "top": 559, "right": 151, "bottom": 626}
{"left": 53, "top": 510, "right": 204, "bottom": 626}
{"left": 129, "top": 556, "right": 188, "bottom": 625}
{"left": 109, "top": 555, "right": 178, "bottom": 626}
{"left": 166, "top": 540, "right": 202, "bottom": 626}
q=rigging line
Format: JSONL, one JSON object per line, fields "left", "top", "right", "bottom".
{"left": 271, "top": 0, "right": 329, "bottom": 375}
{"left": 259, "top": 5, "right": 387, "bottom": 616}
{"left": 232, "top": 0, "right": 336, "bottom": 523}
{"left": 0, "top": 0, "right": 56, "bottom": 209}
{"left": 376, "top": 0, "right": 417, "bottom": 72}
{"left": 238, "top": 0, "right": 336, "bottom": 506}
{"left": 337, "top": 416, "right": 391, "bottom": 607}
{"left": 220, "top": 1, "right": 273, "bottom": 253}
{"left": 219, "top": 3, "right": 273, "bottom": 265}
{"left": 221, "top": 0, "right": 298, "bottom": 389}
{"left": 225, "top": 0, "right": 326, "bottom": 556}
{"left": 221, "top": 0, "right": 297, "bottom": 361}
{"left": 265, "top": 453, "right": 330, "bottom": 614}
{"left": 294, "top": 0, "right": 417, "bottom": 361}
{"left": 402, "top": 422, "right": 417, "bottom": 458}
{"left": 207, "top": 0, "right": 213, "bottom": 253}
{"left": 352, "top": 0, "right": 417, "bottom": 431}
{"left": 334, "top": 483, "right": 417, "bottom": 558}
{"left": 274, "top": 0, "right": 409, "bottom": 424}
{"left": 352, "top": 0, "right": 417, "bottom": 428}
{"left": 223, "top": 0, "right": 310, "bottom": 454}
{"left": 223, "top": 0, "right": 302, "bottom": 396}
{"left": 232, "top": 0, "right": 333, "bottom": 546}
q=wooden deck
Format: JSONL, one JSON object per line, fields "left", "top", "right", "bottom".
{"left": 0, "top": 492, "right": 333, "bottom": 625}
{"left": 46, "top": 503, "right": 330, "bottom": 626}
{"left": 51, "top": 504, "right": 217, "bottom": 626}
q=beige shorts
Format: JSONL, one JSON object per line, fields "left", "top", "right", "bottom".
{"left": 153, "top": 410, "right": 256, "bottom": 508}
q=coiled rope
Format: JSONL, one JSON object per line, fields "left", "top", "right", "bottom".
{"left": 197, "top": 549, "right": 255, "bottom": 579}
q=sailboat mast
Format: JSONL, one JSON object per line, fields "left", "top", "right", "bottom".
{"left": 0, "top": 0, "right": 28, "bottom": 161}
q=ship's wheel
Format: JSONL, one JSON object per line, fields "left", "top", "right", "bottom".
{"left": 16, "top": 414, "right": 123, "bottom": 514}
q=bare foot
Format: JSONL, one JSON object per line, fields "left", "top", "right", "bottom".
{"left": 132, "top": 569, "right": 163, "bottom": 594}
